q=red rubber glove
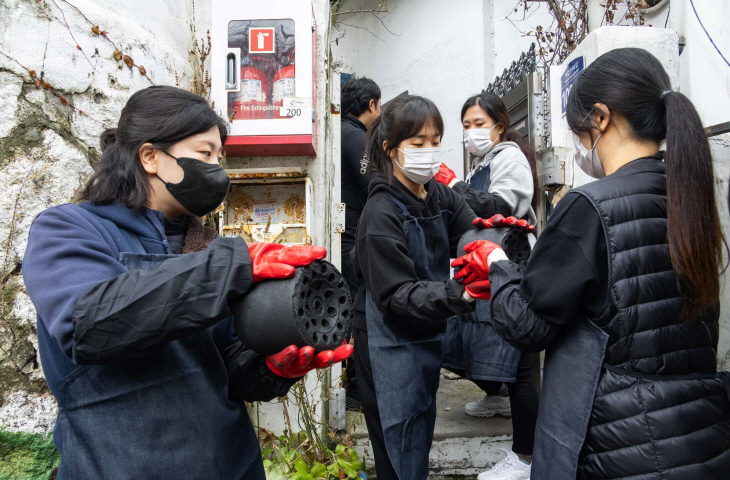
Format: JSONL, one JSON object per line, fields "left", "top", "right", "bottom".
{"left": 434, "top": 163, "right": 458, "bottom": 187}
{"left": 465, "top": 279, "right": 492, "bottom": 300}
{"left": 473, "top": 215, "right": 535, "bottom": 234}
{"left": 452, "top": 238, "right": 503, "bottom": 285}
{"left": 266, "top": 343, "right": 354, "bottom": 378}
{"left": 248, "top": 243, "right": 327, "bottom": 283}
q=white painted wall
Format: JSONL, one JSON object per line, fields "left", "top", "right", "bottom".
{"left": 332, "top": 0, "right": 551, "bottom": 178}
{"left": 666, "top": 0, "right": 730, "bottom": 127}
{"left": 487, "top": 1, "right": 553, "bottom": 82}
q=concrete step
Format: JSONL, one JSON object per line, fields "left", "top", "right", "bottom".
{"left": 347, "top": 370, "right": 514, "bottom": 479}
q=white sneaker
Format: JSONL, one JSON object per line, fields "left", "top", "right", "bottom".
{"left": 478, "top": 449, "right": 531, "bottom": 480}
{"left": 465, "top": 394, "right": 512, "bottom": 418}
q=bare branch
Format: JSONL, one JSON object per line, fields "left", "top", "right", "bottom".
{"left": 332, "top": 8, "right": 387, "bottom": 16}
{"left": 59, "top": 0, "right": 155, "bottom": 84}
{"left": 334, "top": 22, "right": 386, "bottom": 42}
{"left": 0, "top": 49, "right": 111, "bottom": 128}
{"left": 370, "top": 11, "right": 401, "bottom": 36}
{"left": 48, "top": 0, "right": 96, "bottom": 71}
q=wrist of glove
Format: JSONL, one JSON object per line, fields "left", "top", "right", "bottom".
{"left": 248, "top": 243, "right": 327, "bottom": 282}
{"left": 462, "top": 280, "right": 492, "bottom": 301}
{"left": 266, "top": 343, "right": 354, "bottom": 378}
{"left": 452, "top": 240, "right": 507, "bottom": 301}
{"left": 435, "top": 163, "right": 458, "bottom": 187}
{"left": 473, "top": 215, "right": 535, "bottom": 234}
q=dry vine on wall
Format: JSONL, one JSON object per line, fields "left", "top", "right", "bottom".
{"left": 0, "top": 0, "right": 168, "bottom": 397}
{"left": 507, "top": 0, "right": 650, "bottom": 68}
{"left": 1, "top": 0, "right": 156, "bottom": 129}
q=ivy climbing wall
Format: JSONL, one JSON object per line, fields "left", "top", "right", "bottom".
{"left": 0, "top": 0, "right": 213, "bottom": 438}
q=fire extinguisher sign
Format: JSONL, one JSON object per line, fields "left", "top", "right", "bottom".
{"left": 249, "top": 27, "right": 275, "bottom": 53}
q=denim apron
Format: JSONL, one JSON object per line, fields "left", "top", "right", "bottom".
{"left": 365, "top": 194, "right": 450, "bottom": 480}
{"left": 442, "top": 164, "right": 522, "bottom": 382}
{"left": 531, "top": 319, "right": 609, "bottom": 480}
{"left": 54, "top": 211, "right": 263, "bottom": 480}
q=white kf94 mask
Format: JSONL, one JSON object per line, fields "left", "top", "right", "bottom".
{"left": 394, "top": 147, "right": 442, "bottom": 184}
{"left": 572, "top": 131, "right": 605, "bottom": 179}
{"left": 463, "top": 126, "right": 496, "bottom": 157}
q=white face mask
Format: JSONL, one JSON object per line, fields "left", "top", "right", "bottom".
{"left": 463, "top": 126, "right": 497, "bottom": 157}
{"left": 394, "top": 147, "right": 442, "bottom": 185}
{"left": 572, "top": 131, "right": 605, "bottom": 179}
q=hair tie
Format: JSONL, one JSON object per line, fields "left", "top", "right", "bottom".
{"left": 660, "top": 90, "right": 672, "bottom": 99}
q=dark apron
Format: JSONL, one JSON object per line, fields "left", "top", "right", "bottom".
{"left": 365, "top": 194, "right": 450, "bottom": 480}
{"left": 55, "top": 241, "right": 263, "bottom": 480}
{"left": 442, "top": 164, "right": 521, "bottom": 382}
{"left": 531, "top": 319, "right": 609, "bottom": 480}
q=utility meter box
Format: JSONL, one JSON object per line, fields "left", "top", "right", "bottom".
{"left": 211, "top": 0, "right": 317, "bottom": 157}
{"left": 538, "top": 146, "right": 572, "bottom": 187}
{"left": 220, "top": 169, "right": 312, "bottom": 245}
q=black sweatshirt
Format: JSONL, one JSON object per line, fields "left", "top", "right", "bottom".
{"left": 341, "top": 115, "right": 370, "bottom": 232}
{"left": 452, "top": 181, "right": 513, "bottom": 219}
{"left": 489, "top": 192, "right": 608, "bottom": 351}
{"left": 351, "top": 174, "right": 478, "bottom": 332}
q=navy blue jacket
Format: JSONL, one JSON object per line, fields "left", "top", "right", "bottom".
{"left": 22, "top": 202, "right": 294, "bottom": 479}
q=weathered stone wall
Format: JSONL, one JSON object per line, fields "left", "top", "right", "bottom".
{"left": 0, "top": 0, "right": 205, "bottom": 434}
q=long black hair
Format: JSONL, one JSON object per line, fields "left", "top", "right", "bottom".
{"left": 566, "top": 47, "right": 726, "bottom": 321}
{"left": 366, "top": 95, "right": 444, "bottom": 181}
{"left": 461, "top": 92, "right": 540, "bottom": 211}
{"left": 79, "top": 86, "right": 228, "bottom": 209}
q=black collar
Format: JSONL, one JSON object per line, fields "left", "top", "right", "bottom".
{"left": 344, "top": 115, "right": 367, "bottom": 132}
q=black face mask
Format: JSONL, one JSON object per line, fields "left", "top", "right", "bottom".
{"left": 156, "top": 152, "right": 230, "bottom": 217}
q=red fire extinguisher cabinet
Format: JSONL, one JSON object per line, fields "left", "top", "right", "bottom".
{"left": 212, "top": 0, "right": 317, "bottom": 157}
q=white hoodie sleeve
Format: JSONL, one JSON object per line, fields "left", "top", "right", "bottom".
{"left": 487, "top": 147, "right": 536, "bottom": 222}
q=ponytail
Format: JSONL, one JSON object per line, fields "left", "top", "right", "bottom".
{"left": 566, "top": 48, "right": 727, "bottom": 321}
{"left": 664, "top": 91, "right": 725, "bottom": 320}
{"left": 461, "top": 92, "right": 540, "bottom": 211}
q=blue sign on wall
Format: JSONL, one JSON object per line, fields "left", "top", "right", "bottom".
{"left": 561, "top": 56, "right": 584, "bottom": 114}
{"left": 340, "top": 72, "right": 353, "bottom": 87}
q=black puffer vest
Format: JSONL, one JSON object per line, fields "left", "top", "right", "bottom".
{"left": 572, "top": 157, "right": 730, "bottom": 479}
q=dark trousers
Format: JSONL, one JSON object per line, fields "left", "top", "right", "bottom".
{"left": 342, "top": 233, "right": 362, "bottom": 401}
{"left": 446, "top": 353, "right": 539, "bottom": 456}
{"left": 352, "top": 326, "right": 399, "bottom": 480}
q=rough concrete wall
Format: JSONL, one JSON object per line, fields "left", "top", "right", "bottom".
{"left": 0, "top": 0, "right": 202, "bottom": 435}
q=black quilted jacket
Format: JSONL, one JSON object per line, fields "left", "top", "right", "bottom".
{"left": 573, "top": 158, "right": 730, "bottom": 479}
{"left": 493, "top": 157, "right": 730, "bottom": 479}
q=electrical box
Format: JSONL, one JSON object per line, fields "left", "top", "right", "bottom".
{"left": 537, "top": 146, "right": 572, "bottom": 187}
{"left": 220, "top": 169, "right": 312, "bottom": 245}
{"left": 211, "top": 0, "right": 317, "bottom": 157}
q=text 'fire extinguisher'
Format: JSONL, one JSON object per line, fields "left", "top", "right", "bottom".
{"left": 227, "top": 21, "right": 298, "bottom": 120}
